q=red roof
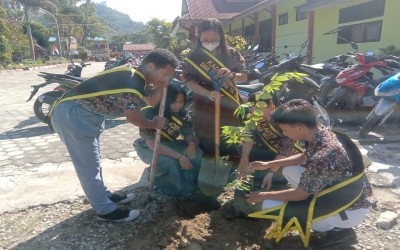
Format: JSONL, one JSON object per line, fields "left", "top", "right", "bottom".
{"left": 123, "top": 44, "right": 155, "bottom": 51}
{"left": 188, "top": 0, "right": 236, "bottom": 20}
{"left": 185, "top": 0, "right": 264, "bottom": 20}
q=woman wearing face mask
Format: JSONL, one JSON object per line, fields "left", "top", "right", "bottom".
{"left": 182, "top": 18, "right": 248, "bottom": 157}
{"left": 137, "top": 83, "right": 203, "bottom": 196}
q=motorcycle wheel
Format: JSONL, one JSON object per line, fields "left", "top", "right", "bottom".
{"left": 326, "top": 86, "right": 359, "bottom": 111}
{"left": 33, "top": 91, "right": 64, "bottom": 123}
{"left": 320, "top": 80, "right": 338, "bottom": 105}
{"left": 359, "top": 113, "right": 382, "bottom": 137}
{"left": 314, "top": 101, "right": 331, "bottom": 129}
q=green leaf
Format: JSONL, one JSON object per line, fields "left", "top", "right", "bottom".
{"left": 270, "top": 73, "right": 279, "bottom": 81}
{"left": 260, "top": 91, "right": 272, "bottom": 99}
{"left": 256, "top": 101, "right": 267, "bottom": 108}
{"left": 275, "top": 75, "right": 290, "bottom": 81}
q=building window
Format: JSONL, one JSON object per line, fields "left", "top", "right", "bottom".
{"left": 279, "top": 13, "right": 288, "bottom": 25}
{"left": 296, "top": 10, "right": 308, "bottom": 21}
{"left": 339, "top": 0, "right": 385, "bottom": 24}
{"left": 337, "top": 20, "right": 382, "bottom": 44}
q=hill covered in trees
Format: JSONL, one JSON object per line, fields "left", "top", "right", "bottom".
{"left": 95, "top": 2, "right": 144, "bottom": 36}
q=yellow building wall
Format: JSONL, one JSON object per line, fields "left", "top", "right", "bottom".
{"left": 224, "top": 0, "right": 399, "bottom": 62}
{"left": 312, "top": 0, "right": 400, "bottom": 63}
{"left": 275, "top": 0, "right": 309, "bottom": 56}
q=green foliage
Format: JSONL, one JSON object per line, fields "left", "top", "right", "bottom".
{"left": 78, "top": 1, "right": 107, "bottom": 45}
{"left": 378, "top": 45, "right": 400, "bottom": 56}
{"left": 0, "top": 56, "right": 68, "bottom": 70}
{"left": 170, "top": 32, "right": 190, "bottom": 58}
{"left": 145, "top": 18, "right": 173, "bottom": 49}
{"left": 179, "top": 48, "right": 191, "bottom": 58}
{"left": 27, "top": 21, "right": 51, "bottom": 48}
{"left": 221, "top": 72, "right": 307, "bottom": 145}
{"left": 225, "top": 174, "right": 253, "bottom": 191}
{"left": 109, "top": 32, "right": 150, "bottom": 52}
{"left": 0, "top": 7, "right": 12, "bottom": 63}
{"left": 225, "top": 34, "right": 247, "bottom": 53}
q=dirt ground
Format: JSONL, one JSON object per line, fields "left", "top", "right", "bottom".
{"left": 1, "top": 170, "right": 399, "bottom": 250}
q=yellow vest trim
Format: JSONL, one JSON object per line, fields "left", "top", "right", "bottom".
{"left": 184, "top": 50, "right": 240, "bottom": 106}
{"left": 248, "top": 171, "right": 365, "bottom": 247}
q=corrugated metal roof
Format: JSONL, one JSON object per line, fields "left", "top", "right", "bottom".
{"left": 123, "top": 44, "right": 156, "bottom": 51}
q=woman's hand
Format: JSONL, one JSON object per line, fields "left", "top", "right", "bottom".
{"left": 207, "top": 90, "right": 222, "bottom": 101}
{"left": 218, "top": 67, "right": 235, "bottom": 79}
{"left": 184, "top": 143, "right": 196, "bottom": 159}
{"left": 178, "top": 155, "right": 193, "bottom": 170}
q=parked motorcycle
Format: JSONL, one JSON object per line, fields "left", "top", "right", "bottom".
{"left": 326, "top": 42, "right": 397, "bottom": 124}
{"left": 359, "top": 73, "right": 400, "bottom": 137}
{"left": 65, "top": 60, "right": 91, "bottom": 77}
{"left": 27, "top": 69, "right": 86, "bottom": 123}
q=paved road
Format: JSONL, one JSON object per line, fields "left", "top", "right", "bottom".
{"left": 0, "top": 62, "right": 399, "bottom": 213}
{"left": 0, "top": 62, "right": 149, "bottom": 213}
{"left": 0, "top": 62, "right": 139, "bottom": 167}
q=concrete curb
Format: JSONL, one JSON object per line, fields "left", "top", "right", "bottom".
{"left": 0, "top": 63, "right": 69, "bottom": 75}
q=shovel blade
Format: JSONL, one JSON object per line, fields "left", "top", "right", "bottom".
{"left": 198, "top": 158, "right": 233, "bottom": 196}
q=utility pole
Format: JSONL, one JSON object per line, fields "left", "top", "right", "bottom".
{"left": 40, "top": 9, "right": 62, "bottom": 57}
{"left": 24, "top": 3, "right": 35, "bottom": 61}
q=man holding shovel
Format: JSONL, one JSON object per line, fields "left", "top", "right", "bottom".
{"left": 49, "top": 49, "right": 179, "bottom": 222}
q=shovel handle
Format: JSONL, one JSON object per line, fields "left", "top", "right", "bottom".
{"left": 209, "top": 70, "right": 226, "bottom": 162}
{"left": 215, "top": 94, "right": 220, "bottom": 161}
{"left": 149, "top": 86, "right": 167, "bottom": 193}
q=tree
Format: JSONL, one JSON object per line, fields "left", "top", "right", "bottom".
{"left": 78, "top": 0, "right": 106, "bottom": 46}
{"left": 0, "top": 7, "right": 12, "bottom": 63}
{"left": 170, "top": 32, "right": 190, "bottom": 58}
{"left": 109, "top": 32, "right": 150, "bottom": 52}
{"left": 0, "top": 6, "right": 30, "bottom": 64}
{"left": 145, "top": 18, "right": 173, "bottom": 49}
{"left": 17, "top": 0, "right": 59, "bottom": 61}
{"left": 26, "top": 20, "right": 51, "bottom": 48}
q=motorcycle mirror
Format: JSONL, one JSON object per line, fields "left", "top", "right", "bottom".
{"left": 255, "top": 62, "right": 265, "bottom": 69}
{"left": 350, "top": 42, "right": 359, "bottom": 50}
{"left": 253, "top": 44, "right": 259, "bottom": 52}
{"left": 366, "top": 51, "right": 374, "bottom": 56}
{"left": 301, "top": 40, "right": 309, "bottom": 48}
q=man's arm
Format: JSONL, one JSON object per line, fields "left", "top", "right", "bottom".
{"left": 124, "top": 109, "right": 164, "bottom": 129}
{"left": 237, "top": 140, "right": 254, "bottom": 176}
{"left": 145, "top": 140, "right": 192, "bottom": 169}
{"left": 249, "top": 153, "right": 307, "bottom": 171}
{"left": 246, "top": 187, "right": 310, "bottom": 204}
{"left": 143, "top": 85, "right": 163, "bottom": 107}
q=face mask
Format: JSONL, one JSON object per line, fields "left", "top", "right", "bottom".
{"left": 202, "top": 41, "right": 220, "bottom": 51}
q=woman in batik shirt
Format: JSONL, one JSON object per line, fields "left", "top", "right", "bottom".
{"left": 182, "top": 18, "right": 248, "bottom": 157}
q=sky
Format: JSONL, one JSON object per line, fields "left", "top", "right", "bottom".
{"left": 92, "top": 0, "right": 182, "bottom": 23}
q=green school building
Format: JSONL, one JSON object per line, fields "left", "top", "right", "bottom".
{"left": 173, "top": 0, "right": 400, "bottom": 63}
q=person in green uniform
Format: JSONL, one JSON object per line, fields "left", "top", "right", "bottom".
{"left": 138, "top": 82, "right": 202, "bottom": 196}
{"left": 49, "top": 49, "right": 179, "bottom": 222}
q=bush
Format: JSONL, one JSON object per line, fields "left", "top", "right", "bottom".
{"left": 378, "top": 45, "right": 400, "bottom": 56}
{"left": 0, "top": 56, "right": 69, "bottom": 70}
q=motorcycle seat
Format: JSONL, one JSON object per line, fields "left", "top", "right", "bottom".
{"left": 237, "top": 83, "right": 264, "bottom": 93}
{"left": 38, "top": 72, "right": 85, "bottom": 82}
